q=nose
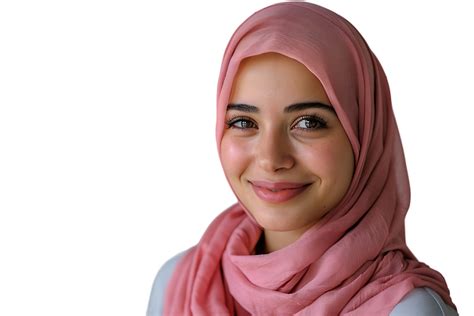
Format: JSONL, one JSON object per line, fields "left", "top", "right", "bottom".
{"left": 256, "top": 128, "right": 295, "bottom": 172}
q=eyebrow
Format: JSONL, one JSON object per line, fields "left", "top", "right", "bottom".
{"left": 226, "top": 102, "right": 336, "bottom": 114}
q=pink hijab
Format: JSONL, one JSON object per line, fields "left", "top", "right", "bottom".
{"left": 164, "top": 2, "right": 456, "bottom": 315}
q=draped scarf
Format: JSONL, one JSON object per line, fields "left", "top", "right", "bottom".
{"left": 164, "top": 2, "right": 456, "bottom": 315}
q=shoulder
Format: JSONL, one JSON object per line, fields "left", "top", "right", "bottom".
{"left": 146, "top": 250, "right": 188, "bottom": 316}
{"left": 390, "top": 287, "right": 458, "bottom": 316}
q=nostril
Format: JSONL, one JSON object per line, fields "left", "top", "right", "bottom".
{"left": 255, "top": 134, "right": 296, "bottom": 172}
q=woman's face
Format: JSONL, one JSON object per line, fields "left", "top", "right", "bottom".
{"left": 221, "top": 53, "right": 354, "bottom": 234}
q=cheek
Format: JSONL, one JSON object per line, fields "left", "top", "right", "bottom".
{"left": 300, "top": 136, "right": 354, "bottom": 182}
{"left": 220, "top": 136, "right": 252, "bottom": 180}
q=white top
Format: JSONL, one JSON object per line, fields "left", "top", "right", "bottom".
{"left": 147, "top": 251, "right": 458, "bottom": 316}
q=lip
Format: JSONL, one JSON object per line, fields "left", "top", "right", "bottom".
{"left": 249, "top": 180, "right": 311, "bottom": 203}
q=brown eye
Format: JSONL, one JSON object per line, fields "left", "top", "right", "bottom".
{"left": 226, "top": 117, "right": 258, "bottom": 129}
{"left": 293, "top": 116, "right": 328, "bottom": 130}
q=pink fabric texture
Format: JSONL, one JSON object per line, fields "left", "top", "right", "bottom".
{"left": 164, "top": 2, "right": 456, "bottom": 315}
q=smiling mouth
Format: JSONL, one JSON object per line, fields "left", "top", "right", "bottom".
{"left": 249, "top": 180, "right": 312, "bottom": 203}
{"left": 259, "top": 187, "right": 304, "bottom": 192}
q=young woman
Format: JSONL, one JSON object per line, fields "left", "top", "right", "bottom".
{"left": 148, "top": 2, "right": 458, "bottom": 315}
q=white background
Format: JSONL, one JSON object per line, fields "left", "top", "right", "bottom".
{"left": 0, "top": 1, "right": 472, "bottom": 315}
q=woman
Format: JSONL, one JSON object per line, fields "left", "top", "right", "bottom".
{"left": 148, "top": 2, "right": 458, "bottom": 315}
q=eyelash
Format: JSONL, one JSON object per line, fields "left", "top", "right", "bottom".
{"left": 293, "top": 115, "right": 328, "bottom": 131}
{"left": 225, "top": 115, "right": 328, "bottom": 131}
{"left": 225, "top": 116, "right": 257, "bottom": 129}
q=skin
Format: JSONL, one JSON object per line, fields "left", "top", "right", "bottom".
{"left": 220, "top": 52, "right": 355, "bottom": 254}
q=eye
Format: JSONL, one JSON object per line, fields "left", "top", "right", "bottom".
{"left": 226, "top": 116, "right": 258, "bottom": 130}
{"left": 292, "top": 115, "right": 328, "bottom": 130}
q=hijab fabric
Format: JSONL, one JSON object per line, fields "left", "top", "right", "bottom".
{"left": 164, "top": 2, "right": 456, "bottom": 315}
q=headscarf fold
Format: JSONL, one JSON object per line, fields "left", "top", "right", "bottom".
{"left": 164, "top": 2, "right": 456, "bottom": 315}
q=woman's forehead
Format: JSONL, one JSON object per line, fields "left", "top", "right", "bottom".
{"left": 228, "top": 52, "right": 331, "bottom": 108}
